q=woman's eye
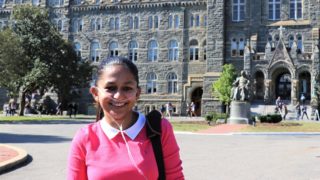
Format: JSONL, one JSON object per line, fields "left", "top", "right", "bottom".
{"left": 123, "top": 87, "right": 134, "bottom": 92}
{"left": 105, "top": 86, "right": 117, "bottom": 92}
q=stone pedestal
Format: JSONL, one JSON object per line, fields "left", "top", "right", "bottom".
{"left": 228, "top": 101, "right": 251, "bottom": 124}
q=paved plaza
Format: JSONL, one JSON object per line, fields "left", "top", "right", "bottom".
{"left": 1, "top": 119, "right": 320, "bottom": 180}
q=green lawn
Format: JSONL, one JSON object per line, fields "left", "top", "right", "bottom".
{"left": 0, "top": 115, "right": 95, "bottom": 121}
{"left": 241, "top": 121, "right": 320, "bottom": 132}
{"left": 171, "top": 121, "right": 210, "bottom": 132}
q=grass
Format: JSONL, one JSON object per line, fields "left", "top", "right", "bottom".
{"left": 0, "top": 114, "right": 95, "bottom": 121}
{"left": 0, "top": 114, "right": 211, "bottom": 132}
{"left": 241, "top": 121, "right": 320, "bottom": 132}
{"left": 171, "top": 121, "right": 210, "bottom": 132}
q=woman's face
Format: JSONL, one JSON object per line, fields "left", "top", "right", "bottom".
{"left": 91, "top": 64, "right": 140, "bottom": 123}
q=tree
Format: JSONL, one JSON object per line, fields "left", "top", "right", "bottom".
{"left": 0, "top": 5, "right": 92, "bottom": 115}
{"left": 212, "top": 64, "right": 237, "bottom": 113}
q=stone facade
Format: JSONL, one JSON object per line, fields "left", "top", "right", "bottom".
{"left": 0, "top": 0, "right": 319, "bottom": 115}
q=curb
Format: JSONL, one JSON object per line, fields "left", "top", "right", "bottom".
{"left": 0, "top": 144, "right": 28, "bottom": 174}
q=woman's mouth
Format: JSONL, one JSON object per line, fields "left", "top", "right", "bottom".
{"left": 110, "top": 101, "right": 127, "bottom": 107}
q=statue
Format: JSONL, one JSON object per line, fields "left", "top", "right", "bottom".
{"left": 231, "top": 70, "right": 250, "bottom": 101}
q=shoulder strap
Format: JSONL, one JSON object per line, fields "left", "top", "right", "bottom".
{"left": 146, "top": 110, "right": 166, "bottom": 180}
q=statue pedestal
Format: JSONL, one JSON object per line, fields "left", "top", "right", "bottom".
{"left": 228, "top": 101, "right": 250, "bottom": 124}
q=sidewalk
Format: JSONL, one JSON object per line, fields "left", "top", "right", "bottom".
{"left": 0, "top": 144, "right": 28, "bottom": 174}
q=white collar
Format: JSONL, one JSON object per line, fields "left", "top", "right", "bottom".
{"left": 100, "top": 112, "right": 146, "bottom": 140}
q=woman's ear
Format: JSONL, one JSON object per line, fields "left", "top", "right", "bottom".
{"left": 90, "top": 87, "right": 99, "bottom": 102}
{"left": 136, "top": 87, "right": 141, "bottom": 99}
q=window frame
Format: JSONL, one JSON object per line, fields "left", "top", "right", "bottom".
{"left": 232, "top": 0, "right": 245, "bottom": 22}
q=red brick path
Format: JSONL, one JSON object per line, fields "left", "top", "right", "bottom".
{"left": 198, "top": 124, "right": 248, "bottom": 134}
{"left": 0, "top": 146, "right": 18, "bottom": 163}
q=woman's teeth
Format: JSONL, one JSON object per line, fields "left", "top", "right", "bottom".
{"left": 111, "top": 102, "right": 126, "bottom": 107}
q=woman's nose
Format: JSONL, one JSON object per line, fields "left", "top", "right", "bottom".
{"left": 113, "top": 90, "right": 123, "bottom": 99}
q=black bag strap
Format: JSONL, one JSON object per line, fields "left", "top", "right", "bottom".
{"left": 146, "top": 110, "right": 166, "bottom": 180}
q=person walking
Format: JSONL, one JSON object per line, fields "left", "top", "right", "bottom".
{"left": 67, "top": 56, "right": 184, "bottom": 179}
{"left": 301, "top": 105, "right": 309, "bottom": 120}
{"left": 190, "top": 101, "right": 196, "bottom": 117}
{"left": 56, "top": 102, "right": 62, "bottom": 115}
{"left": 300, "top": 93, "right": 306, "bottom": 105}
{"left": 160, "top": 104, "right": 166, "bottom": 118}
{"left": 165, "top": 102, "right": 173, "bottom": 119}
{"left": 186, "top": 102, "right": 192, "bottom": 117}
{"left": 282, "top": 104, "right": 288, "bottom": 120}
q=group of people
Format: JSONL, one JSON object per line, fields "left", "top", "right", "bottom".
{"left": 160, "top": 102, "right": 174, "bottom": 119}
{"left": 275, "top": 96, "right": 289, "bottom": 120}
{"left": 67, "top": 102, "right": 78, "bottom": 118}
{"left": 186, "top": 101, "right": 196, "bottom": 117}
{"left": 3, "top": 100, "right": 17, "bottom": 116}
{"left": 276, "top": 94, "right": 319, "bottom": 121}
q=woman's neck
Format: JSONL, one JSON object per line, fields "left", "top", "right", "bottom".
{"left": 105, "top": 111, "right": 138, "bottom": 130}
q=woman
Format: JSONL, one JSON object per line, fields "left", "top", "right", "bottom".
{"left": 67, "top": 56, "right": 184, "bottom": 180}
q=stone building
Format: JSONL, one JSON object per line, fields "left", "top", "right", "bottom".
{"left": 0, "top": 0, "right": 319, "bottom": 116}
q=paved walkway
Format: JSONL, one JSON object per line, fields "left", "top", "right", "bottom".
{"left": 0, "top": 122, "right": 247, "bottom": 173}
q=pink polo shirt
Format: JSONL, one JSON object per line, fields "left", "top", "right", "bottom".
{"left": 67, "top": 112, "right": 184, "bottom": 180}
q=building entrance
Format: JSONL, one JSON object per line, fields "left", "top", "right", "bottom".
{"left": 276, "top": 73, "right": 291, "bottom": 100}
{"left": 191, "top": 87, "right": 203, "bottom": 116}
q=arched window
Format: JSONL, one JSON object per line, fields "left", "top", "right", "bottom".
{"left": 174, "top": 15, "right": 179, "bottom": 28}
{"left": 168, "top": 40, "right": 178, "bottom": 61}
{"left": 189, "top": 14, "right": 194, "bottom": 27}
{"left": 239, "top": 38, "right": 245, "bottom": 56}
{"left": 231, "top": 38, "right": 238, "bottom": 57}
{"left": 297, "top": 34, "right": 303, "bottom": 53}
{"left": 97, "top": 18, "right": 101, "bottom": 30}
{"left": 128, "top": 41, "right": 138, "bottom": 62}
{"left": 134, "top": 16, "right": 139, "bottom": 29}
{"left": 90, "top": 41, "right": 100, "bottom": 62}
{"left": 90, "top": 18, "right": 96, "bottom": 31}
{"left": 147, "top": 72, "right": 157, "bottom": 94}
{"left": 109, "top": 41, "right": 119, "bottom": 57}
{"left": 115, "top": 17, "right": 120, "bottom": 30}
{"left": 109, "top": 17, "right": 115, "bottom": 30}
{"left": 167, "top": 72, "right": 178, "bottom": 94}
{"left": 203, "top": 15, "right": 207, "bottom": 27}
{"left": 148, "top": 40, "right": 158, "bottom": 61}
{"left": 203, "top": 40, "right": 207, "bottom": 61}
{"left": 74, "top": 42, "right": 81, "bottom": 58}
{"left": 195, "top": 14, "right": 200, "bottom": 27}
{"left": 168, "top": 15, "right": 173, "bottom": 29}
{"left": 288, "top": 35, "right": 294, "bottom": 48}
{"left": 129, "top": 16, "right": 133, "bottom": 29}
{"left": 290, "top": 0, "right": 302, "bottom": 19}
{"left": 148, "top": 16, "right": 159, "bottom": 29}
{"left": 189, "top": 39, "right": 199, "bottom": 61}
{"left": 232, "top": 0, "right": 245, "bottom": 22}
{"left": 268, "top": 0, "right": 281, "bottom": 20}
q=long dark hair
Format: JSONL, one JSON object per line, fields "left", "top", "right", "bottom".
{"left": 92, "top": 56, "right": 139, "bottom": 121}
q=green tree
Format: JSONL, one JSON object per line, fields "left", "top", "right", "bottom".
{"left": 0, "top": 5, "right": 92, "bottom": 115}
{"left": 212, "top": 64, "right": 237, "bottom": 113}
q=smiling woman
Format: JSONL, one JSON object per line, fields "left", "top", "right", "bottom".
{"left": 67, "top": 56, "right": 184, "bottom": 180}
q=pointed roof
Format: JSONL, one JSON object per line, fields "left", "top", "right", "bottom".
{"left": 268, "top": 35, "right": 295, "bottom": 69}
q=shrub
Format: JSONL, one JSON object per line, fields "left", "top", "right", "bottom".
{"left": 205, "top": 112, "right": 228, "bottom": 123}
{"left": 258, "top": 114, "right": 282, "bottom": 123}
